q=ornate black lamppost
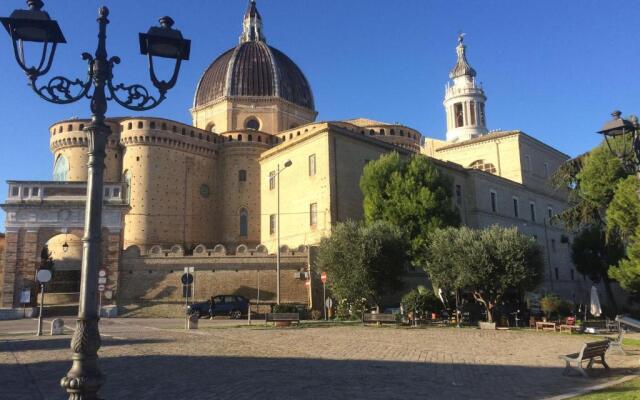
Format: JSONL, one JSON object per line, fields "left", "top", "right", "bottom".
{"left": 1, "top": 1, "right": 190, "bottom": 398}
{"left": 597, "top": 111, "right": 640, "bottom": 178}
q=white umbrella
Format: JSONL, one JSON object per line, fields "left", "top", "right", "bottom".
{"left": 590, "top": 285, "right": 602, "bottom": 317}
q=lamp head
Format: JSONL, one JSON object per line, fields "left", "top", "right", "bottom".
{"left": 284, "top": 160, "right": 293, "bottom": 168}
{"left": 597, "top": 110, "right": 637, "bottom": 164}
{"left": 139, "top": 16, "right": 190, "bottom": 60}
{"left": 0, "top": 0, "right": 65, "bottom": 43}
{"left": 62, "top": 241, "right": 69, "bottom": 253}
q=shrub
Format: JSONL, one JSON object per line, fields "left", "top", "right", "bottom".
{"left": 540, "top": 294, "right": 561, "bottom": 319}
{"left": 272, "top": 304, "right": 298, "bottom": 313}
{"left": 310, "top": 309, "right": 323, "bottom": 320}
{"left": 401, "top": 287, "right": 441, "bottom": 319}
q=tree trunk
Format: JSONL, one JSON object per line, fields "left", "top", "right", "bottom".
{"left": 602, "top": 277, "right": 618, "bottom": 313}
{"left": 472, "top": 292, "right": 493, "bottom": 322}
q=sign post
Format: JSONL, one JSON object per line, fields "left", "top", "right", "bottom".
{"left": 181, "top": 268, "right": 194, "bottom": 330}
{"left": 321, "top": 272, "right": 328, "bottom": 321}
{"left": 98, "top": 268, "right": 107, "bottom": 316}
{"left": 35, "top": 269, "right": 52, "bottom": 336}
{"left": 20, "top": 287, "right": 31, "bottom": 318}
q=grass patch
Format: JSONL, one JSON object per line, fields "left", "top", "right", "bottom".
{"left": 570, "top": 377, "right": 640, "bottom": 399}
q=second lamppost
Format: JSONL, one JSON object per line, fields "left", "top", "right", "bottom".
{"left": 274, "top": 160, "right": 292, "bottom": 304}
{"left": 0, "top": 1, "right": 190, "bottom": 399}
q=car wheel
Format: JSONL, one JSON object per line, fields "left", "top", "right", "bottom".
{"left": 230, "top": 310, "right": 242, "bottom": 320}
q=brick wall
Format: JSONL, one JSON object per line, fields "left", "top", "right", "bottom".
{"left": 117, "top": 248, "right": 309, "bottom": 317}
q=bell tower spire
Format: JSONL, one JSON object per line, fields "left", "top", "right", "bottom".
{"left": 443, "top": 34, "right": 488, "bottom": 142}
{"left": 240, "top": 0, "right": 266, "bottom": 43}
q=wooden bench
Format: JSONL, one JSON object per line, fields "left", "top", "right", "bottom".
{"left": 264, "top": 313, "right": 300, "bottom": 326}
{"left": 536, "top": 321, "right": 557, "bottom": 331}
{"left": 559, "top": 340, "right": 610, "bottom": 378}
{"left": 362, "top": 313, "right": 398, "bottom": 325}
{"left": 582, "top": 320, "right": 608, "bottom": 334}
{"left": 559, "top": 317, "right": 579, "bottom": 334}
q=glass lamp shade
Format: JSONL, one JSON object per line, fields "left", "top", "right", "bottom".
{"left": 597, "top": 111, "right": 636, "bottom": 162}
{"left": 0, "top": 7, "right": 65, "bottom": 43}
{"left": 62, "top": 241, "right": 69, "bottom": 253}
{"left": 139, "top": 16, "right": 190, "bottom": 60}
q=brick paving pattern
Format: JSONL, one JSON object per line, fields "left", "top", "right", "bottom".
{"left": 0, "top": 318, "right": 638, "bottom": 399}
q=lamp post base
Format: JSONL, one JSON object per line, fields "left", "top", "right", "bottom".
{"left": 60, "top": 318, "right": 103, "bottom": 400}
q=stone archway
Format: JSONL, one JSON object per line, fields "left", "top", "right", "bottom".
{"left": 1, "top": 188, "right": 126, "bottom": 309}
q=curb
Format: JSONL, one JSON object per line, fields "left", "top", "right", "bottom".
{"left": 544, "top": 374, "right": 639, "bottom": 400}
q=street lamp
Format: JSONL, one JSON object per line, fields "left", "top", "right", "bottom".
{"left": 1, "top": 2, "right": 190, "bottom": 399}
{"left": 597, "top": 111, "right": 640, "bottom": 175}
{"left": 274, "top": 159, "right": 292, "bottom": 304}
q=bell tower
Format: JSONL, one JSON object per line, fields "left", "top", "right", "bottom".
{"left": 444, "top": 34, "right": 488, "bottom": 142}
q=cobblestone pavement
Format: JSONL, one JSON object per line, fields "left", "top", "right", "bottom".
{"left": 0, "top": 318, "right": 638, "bottom": 399}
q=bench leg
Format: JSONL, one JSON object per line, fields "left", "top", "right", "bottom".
{"left": 601, "top": 355, "right": 610, "bottom": 369}
{"left": 563, "top": 361, "right": 572, "bottom": 376}
{"left": 577, "top": 363, "right": 589, "bottom": 378}
{"left": 587, "top": 358, "right": 594, "bottom": 369}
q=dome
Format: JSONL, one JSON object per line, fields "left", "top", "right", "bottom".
{"left": 193, "top": 1, "right": 314, "bottom": 110}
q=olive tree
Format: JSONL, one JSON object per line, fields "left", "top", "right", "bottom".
{"left": 426, "top": 226, "right": 544, "bottom": 322}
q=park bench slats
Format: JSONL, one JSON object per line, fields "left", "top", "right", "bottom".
{"left": 362, "top": 313, "right": 397, "bottom": 325}
{"left": 265, "top": 313, "right": 300, "bottom": 325}
{"left": 559, "top": 340, "right": 610, "bottom": 378}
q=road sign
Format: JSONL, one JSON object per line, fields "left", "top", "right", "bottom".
{"left": 184, "top": 266, "right": 194, "bottom": 273}
{"left": 36, "top": 269, "right": 52, "bottom": 283}
{"left": 98, "top": 277, "right": 107, "bottom": 284}
{"left": 304, "top": 280, "right": 311, "bottom": 288}
{"left": 320, "top": 271, "right": 327, "bottom": 284}
{"left": 325, "top": 297, "right": 333, "bottom": 309}
{"left": 98, "top": 284, "right": 106, "bottom": 292}
{"left": 20, "top": 288, "right": 31, "bottom": 304}
{"left": 181, "top": 273, "right": 194, "bottom": 285}
{"left": 98, "top": 269, "right": 107, "bottom": 277}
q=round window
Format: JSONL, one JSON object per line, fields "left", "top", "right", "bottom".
{"left": 245, "top": 118, "right": 260, "bottom": 131}
{"left": 199, "top": 184, "right": 210, "bottom": 198}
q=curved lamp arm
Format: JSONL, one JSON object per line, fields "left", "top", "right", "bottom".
{"left": 28, "top": 52, "right": 93, "bottom": 104}
{"left": 106, "top": 55, "right": 178, "bottom": 111}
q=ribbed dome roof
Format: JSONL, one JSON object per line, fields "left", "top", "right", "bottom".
{"left": 193, "top": 1, "right": 314, "bottom": 110}
{"left": 194, "top": 41, "right": 315, "bottom": 110}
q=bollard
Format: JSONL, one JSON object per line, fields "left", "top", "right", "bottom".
{"left": 188, "top": 314, "right": 199, "bottom": 330}
{"left": 50, "top": 318, "right": 64, "bottom": 335}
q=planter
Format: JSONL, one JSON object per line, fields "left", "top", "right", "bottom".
{"left": 478, "top": 321, "right": 496, "bottom": 330}
{"left": 275, "top": 321, "right": 291, "bottom": 327}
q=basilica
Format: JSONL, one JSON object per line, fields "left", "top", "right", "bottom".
{"left": 0, "top": 1, "right": 591, "bottom": 316}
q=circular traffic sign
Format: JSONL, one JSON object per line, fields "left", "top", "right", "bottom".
{"left": 98, "top": 284, "right": 106, "bottom": 292}
{"left": 181, "top": 273, "right": 194, "bottom": 285}
{"left": 320, "top": 271, "right": 327, "bottom": 284}
{"left": 304, "top": 280, "right": 311, "bottom": 288}
{"left": 98, "top": 269, "right": 107, "bottom": 277}
{"left": 36, "top": 269, "right": 52, "bottom": 283}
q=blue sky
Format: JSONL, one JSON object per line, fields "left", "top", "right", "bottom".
{"left": 0, "top": 0, "right": 638, "bottom": 232}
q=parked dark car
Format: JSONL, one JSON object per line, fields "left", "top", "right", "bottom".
{"left": 187, "top": 295, "right": 249, "bottom": 319}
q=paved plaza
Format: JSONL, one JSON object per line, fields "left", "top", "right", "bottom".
{"left": 0, "top": 318, "right": 638, "bottom": 399}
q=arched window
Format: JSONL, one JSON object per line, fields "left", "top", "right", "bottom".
{"left": 239, "top": 208, "right": 248, "bottom": 237}
{"left": 53, "top": 155, "right": 69, "bottom": 181}
{"left": 245, "top": 117, "right": 260, "bottom": 131}
{"left": 469, "top": 159, "right": 497, "bottom": 174}
{"left": 239, "top": 170, "right": 247, "bottom": 182}
{"left": 123, "top": 170, "right": 132, "bottom": 203}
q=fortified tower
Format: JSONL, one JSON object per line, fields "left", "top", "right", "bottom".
{"left": 443, "top": 35, "right": 488, "bottom": 142}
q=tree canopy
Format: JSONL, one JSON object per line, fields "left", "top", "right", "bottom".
{"left": 360, "top": 153, "right": 460, "bottom": 268}
{"left": 425, "top": 225, "right": 544, "bottom": 322}
{"left": 317, "top": 220, "right": 408, "bottom": 307}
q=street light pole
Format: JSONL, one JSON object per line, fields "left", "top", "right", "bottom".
{"left": 1, "top": 3, "right": 190, "bottom": 399}
{"left": 274, "top": 160, "right": 292, "bottom": 305}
